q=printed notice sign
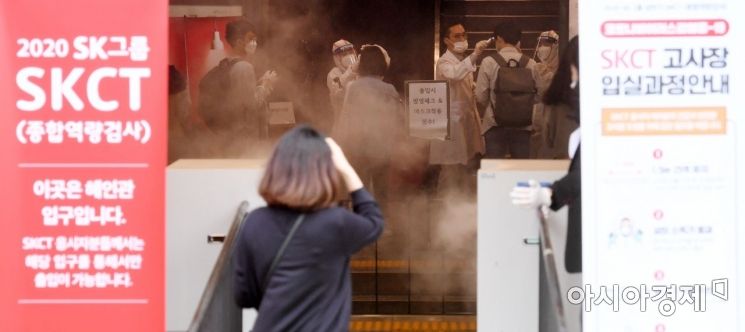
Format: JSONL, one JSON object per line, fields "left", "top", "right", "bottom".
{"left": 405, "top": 80, "right": 450, "bottom": 140}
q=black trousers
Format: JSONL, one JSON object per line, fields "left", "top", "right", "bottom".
{"left": 483, "top": 126, "right": 531, "bottom": 159}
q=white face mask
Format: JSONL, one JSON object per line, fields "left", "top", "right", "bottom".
{"left": 341, "top": 54, "right": 357, "bottom": 69}
{"left": 536, "top": 46, "right": 552, "bottom": 62}
{"left": 245, "top": 39, "right": 257, "bottom": 55}
{"left": 452, "top": 40, "right": 468, "bottom": 54}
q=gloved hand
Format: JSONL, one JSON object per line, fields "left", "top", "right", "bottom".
{"left": 474, "top": 40, "right": 489, "bottom": 56}
{"left": 259, "top": 70, "right": 279, "bottom": 86}
{"left": 350, "top": 54, "right": 361, "bottom": 73}
{"left": 340, "top": 65, "right": 357, "bottom": 87}
{"left": 510, "top": 179, "right": 552, "bottom": 208}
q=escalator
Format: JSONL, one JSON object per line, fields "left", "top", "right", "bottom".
{"left": 187, "top": 201, "right": 249, "bottom": 332}
{"left": 187, "top": 200, "right": 478, "bottom": 331}
{"left": 185, "top": 2, "right": 564, "bottom": 329}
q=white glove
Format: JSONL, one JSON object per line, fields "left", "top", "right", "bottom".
{"left": 259, "top": 70, "right": 279, "bottom": 86}
{"left": 474, "top": 40, "right": 489, "bottom": 55}
{"left": 340, "top": 66, "right": 357, "bottom": 87}
{"left": 510, "top": 179, "right": 552, "bottom": 208}
{"left": 350, "top": 54, "right": 361, "bottom": 73}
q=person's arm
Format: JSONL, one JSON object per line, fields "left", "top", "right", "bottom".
{"left": 232, "top": 219, "right": 260, "bottom": 309}
{"left": 230, "top": 62, "right": 261, "bottom": 112}
{"left": 475, "top": 57, "right": 495, "bottom": 113}
{"left": 327, "top": 69, "right": 343, "bottom": 95}
{"left": 255, "top": 70, "right": 276, "bottom": 106}
{"left": 550, "top": 146, "right": 581, "bottom": 211}
{"left": 338, "top": 188, "right": 384, "bottom": 254}
{"left": 338, "top": 66, "right": 357, "bottom": 87}
{"left": 438, "top": 57, "right": 476, "bottom": 81}
{"left": 531, "top": 59, "right": 552, "bottom": 100}
{"left": 325, "top": 137, "right": 384, "bottom": 254}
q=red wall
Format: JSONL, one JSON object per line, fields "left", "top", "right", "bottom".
{"left": 169, "top": 17, "right": 240, "bottom": 122}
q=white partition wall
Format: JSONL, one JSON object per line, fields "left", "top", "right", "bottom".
{"left": 478, "top": 160, "right": 581, "bottom": 332}
{"left": 166, "top": 159, "right": 265, "bottom": 332}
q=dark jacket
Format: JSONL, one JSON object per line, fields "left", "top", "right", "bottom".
{"left": 233, "top": 189, "right": 384, "bottom": 331}
{"left": 531, "top": 102, "right": 579, "bottom": 159}
{"left": 550, "top": 144, "right": 581, "bottom": 273}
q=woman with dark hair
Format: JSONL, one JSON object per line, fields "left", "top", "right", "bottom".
{"left": 532, "top": 36, "right": 580, "bottom": 159}
{"left": 233, "top": 125, "right": 384, "bottom": 331}
{"left": 512, "top": 35, "right": 582, "bottom": 274}
{"left": 332, "top": 44, "right": 404, "bottom": 201}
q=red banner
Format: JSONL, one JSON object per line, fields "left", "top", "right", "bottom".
{"left": 0, "top": 1, "right": 167, "bottom": 331}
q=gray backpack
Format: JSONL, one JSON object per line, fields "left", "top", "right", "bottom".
{"left": 490, "top": 53, "right": 536, "bottom": 127}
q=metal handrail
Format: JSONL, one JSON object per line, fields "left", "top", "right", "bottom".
{"left": 537, "top": 206, "right": 567, "bottom": 332}
{"left": 188, "top": 201, "right": 250, "bottom": 332}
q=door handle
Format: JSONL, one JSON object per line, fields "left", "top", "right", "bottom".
{"left": 523, "top": 237, "right": 541, "bottom": 246}
{"left": 207, "top": 234, "right": 226, "bottom": 243}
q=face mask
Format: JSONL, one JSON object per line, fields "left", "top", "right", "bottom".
{"left": 452, "top": 40, "right": 468, "bottom": 54}
{"left": 245, "top": 39, "right": 257, "bottom": 55}
{"left": 341, "top": 54, "right": 357, "bottom": 69}
{"left": 536, "top": 46, "right": 551, "bottom": 62}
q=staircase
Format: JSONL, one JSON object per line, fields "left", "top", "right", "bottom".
{"left": 349, "top": 0, "right": 562, "bottom": 324}
{"left": 440, "top": 0, "right": 562, "bottom": 56}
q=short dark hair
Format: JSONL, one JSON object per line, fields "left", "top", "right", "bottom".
{"left": 543, "top": 36, "right": 579, "bottom": 106}
{"left": 225, "top": 19, "right": 256, "bottom": 47}
{"left": 259, "top": 125, "right": 346, "bottom": 211}
{"left": 493, "top": 21, "right": 521, "bottom": 45}
{"left": 441, "top": 21, "right": 464, "bottom": 40}
{"left": 357, "top": 46, "right": 388, "bottom": 77}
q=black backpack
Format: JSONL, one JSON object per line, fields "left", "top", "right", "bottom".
{"left": 198, "top": 57, "right": 245, "bottom": 131}
{"left": 490, "top": 53, "right": 536, "bottom": 127}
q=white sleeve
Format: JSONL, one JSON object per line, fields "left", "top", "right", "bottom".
{"left": 437, "top": 56, "right": 477, "bottom": 81}
{"left": 338, "top": 67, "right": 357, "bottom": 87}
{"left": 475, "top": 57, "right": 496, "bottom": 107}
{"left": 530, "top": 59, "right": 552, "bottom": 99}
{"left": 327, "top": 69, "right": 343, "bottom": 94}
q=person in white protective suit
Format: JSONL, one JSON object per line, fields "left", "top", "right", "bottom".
{"left": 529, "top": 31, "right": 564, "bottom": 158}
{"left": 429, "top": 22, "right": 488, "bottom": 195}
{"left": 327, "top": 39, "right": 358, "bottom": 124}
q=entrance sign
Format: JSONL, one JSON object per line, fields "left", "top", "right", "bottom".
{"left": 0, "top": 1, "right": 167, "bottom": 331}
{"left": 580, "top": 1, "right": 743, "bottom": 331}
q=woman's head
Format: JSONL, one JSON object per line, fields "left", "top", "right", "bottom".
{"left": 259, "top": 125, "right": 345, "bottom": 211}
{"left": 357, "top": 44, "right": 390, "bottom": 77}
{"left": 543, "top": 36, "right": 579, "bottom": 107}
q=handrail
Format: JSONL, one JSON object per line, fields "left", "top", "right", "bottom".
{"left": 537, "top": 207, "right": 567, "bottom": 332}
{"left": 188, "top": 201, "right": 250, "bottom": 332}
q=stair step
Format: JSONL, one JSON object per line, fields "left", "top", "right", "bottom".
{"left": 350, "top": 315, "right": 477, "bottom": 332}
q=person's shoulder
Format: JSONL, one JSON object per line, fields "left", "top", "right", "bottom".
{"left": 328, "top": 67, "right": 343, "bottom": 78}
{"left": 525, "top": 56, "right": 538, "bottom": 67}
{"left": 480, "top": 55, "right": 498, "bottom": 71}
{"left": 437, "top": 51, "right": 457, "bottom": 64}
{"left": 344, "top": 78, "right": 362, "bottom": 91}
{"left": 243, "top": 206, "right": 274, "bottom": 224}
{"left": 305, "top": 206, "right": 349, "bottom": 227}
{"left": 328, "top": 206, "right": 360, "bottom": 226}
{"left": 230, "top": 59, "right": 254, "bottom": 73}
{"left": 382, "top": 81, "right": 398, "bottom": 94}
